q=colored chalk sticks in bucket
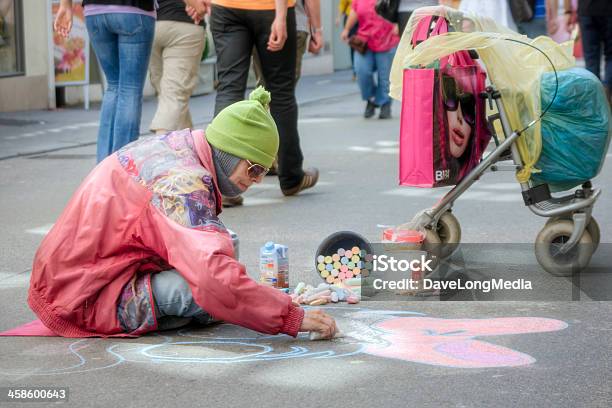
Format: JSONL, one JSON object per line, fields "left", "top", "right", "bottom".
{"left": 316, "top": 246, "right": 371, "bottom": 284}
{"left": 315, "top": 231, "right": 373, "bottom": 285}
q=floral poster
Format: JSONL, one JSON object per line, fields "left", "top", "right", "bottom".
{"left": 51, "top": 0, "right": 89, "bottom": 85}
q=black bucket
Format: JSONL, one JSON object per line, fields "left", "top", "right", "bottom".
{"left": 314, "top": 231, "right": 373, "bottom": 271}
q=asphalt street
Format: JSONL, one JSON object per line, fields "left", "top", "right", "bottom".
{"left": 0, "top": 71, "right": 611, "bottom": 408}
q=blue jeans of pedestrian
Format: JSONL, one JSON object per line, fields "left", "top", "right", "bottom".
{"left": 151, "top": 269, "right": 214, "bottom": 331}
{"left": 579, "top": 16, "right": 612, "bottom": 93}
{"left": 354, "top": 47, "right": 396, "bottom": 106}
{"left": 85, "top": 13, "right": 155, "bottom": 163}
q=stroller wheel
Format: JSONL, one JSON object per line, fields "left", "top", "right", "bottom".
{"left": 422, "top": 227, "right": 442, "bottom": 268}
{"left": 535, "top": 220, "right": 595, "bottom": 276}
{"left": 436, "top": 211, "right": 462, "bottom": 259}
{"left": 546, "top": 216, "right": 600, "bottom": 250}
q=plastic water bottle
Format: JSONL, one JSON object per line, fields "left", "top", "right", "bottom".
{"left": 259, "top": 242, "right": 289, "bottom": 288}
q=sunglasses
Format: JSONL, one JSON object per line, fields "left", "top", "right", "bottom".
{"left": 246, "top": 160, "right": 269, "bottom": 179}
{"left": 442, "top": 75, "right": 476, "bottom": 126}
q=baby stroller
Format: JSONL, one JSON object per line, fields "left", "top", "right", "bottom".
{"left": 395, "top": 8, "right": 608, "bottom": 276}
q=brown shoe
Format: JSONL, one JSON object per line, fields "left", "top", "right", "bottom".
{"left": 281, "top": 168, "right": 319, "bottom": 196}
{"left": 222, "top": 195, "right": 244, "bottom": 208}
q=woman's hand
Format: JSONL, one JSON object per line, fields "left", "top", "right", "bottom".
{"left": 547, "top": 18, "right": 559, "bottom": 35}
{"left": 392, "top": 23, "right": 400, "bottom": 37}
{"left": 300, "top": 309, "right": 337, "bottom": 339}
{"left": 54, "top": 4, "right": 73, "bottom": 38}
{"left": 184, "top": 0, "right": 211, "bottom": 17}
{"left": 268, "top": 17, "right": 287, "bottom": 51}
{"left": 309, "top": 29, "right": 323, "bottom": 54}
{"left": 566, "top": 11, "right": 577, "bottom": 32}
{"left": 185, "top": 5, "right": 203, "bottom": 24}
{"left": 341, "top": 28, "right": 350, "bottom": 42}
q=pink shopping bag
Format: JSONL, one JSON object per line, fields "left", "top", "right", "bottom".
{"left": 399, "top": 16, "right": 491, "bottom": 188}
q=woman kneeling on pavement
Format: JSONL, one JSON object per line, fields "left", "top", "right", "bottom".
{"left": 27, "top": 88, "right": 337, "bottom": 340}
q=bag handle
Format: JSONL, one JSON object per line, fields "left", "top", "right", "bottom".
{"left": 446, "top": 50, "right": 475, "bottom": 67}
{"left": 411, "top": 15, "right": 435, "bottom": 48}
{"left": 411, "top": 15, "right": 476, "bottom": 68}
{"left": 430, "top": 16, "right": 448, "bottom": 37}
{"left": 411, "top": 16, "right": 449, "bottom": 46}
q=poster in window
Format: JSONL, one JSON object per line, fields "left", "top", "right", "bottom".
{"left": 51, "top": 0, "right": 89, "bottom": 85}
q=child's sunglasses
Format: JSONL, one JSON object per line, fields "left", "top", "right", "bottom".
{"left": 246, "top": 160, "right": 269, "bottom": 179}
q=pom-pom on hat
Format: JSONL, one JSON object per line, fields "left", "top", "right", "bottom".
{"left": 206, "top": 87, "right": 279, "bottom": 168}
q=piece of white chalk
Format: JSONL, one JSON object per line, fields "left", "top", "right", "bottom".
{"left": 303, "top": 286, "right": 330, "bottom": 299}
{"left": 309, "top": 329, "right": 345, "bottom": 341}
{"left": 294, "top": 282, "right": 306, "bottom": 295}
{"left": 304, "top": 289, "right": 331, "bottom": 304}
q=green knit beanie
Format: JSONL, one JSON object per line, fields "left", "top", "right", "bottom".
{"left": 206, "top": 87, "right": 279, "bottom": 168}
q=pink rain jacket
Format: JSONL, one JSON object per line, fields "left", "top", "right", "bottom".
{"left": 27, "top": 129, "right": 304, "bottom": 338}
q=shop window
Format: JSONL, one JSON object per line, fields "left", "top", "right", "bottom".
{"left": 0, "top": 0, "right": 24, "bottom": 77}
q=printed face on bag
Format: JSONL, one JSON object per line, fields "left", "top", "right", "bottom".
{"left": 443, "top": 75, "right": 476, "bottom": 159}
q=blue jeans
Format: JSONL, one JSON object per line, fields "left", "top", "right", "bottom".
{"left": 151, "top": 269, "right": 214, "bottom": 331}
{"left": 85, "top": 13, "right": 155, "bottom": 163}
{"left": 354, "top": 47, "right": 396, "bottom": 106}
{"left": 579, "top": 16, "right": 612, "bottom": 93}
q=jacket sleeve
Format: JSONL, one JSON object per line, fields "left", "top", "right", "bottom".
{"left": 140, "top": 204, "right": 304, "bottom": 337}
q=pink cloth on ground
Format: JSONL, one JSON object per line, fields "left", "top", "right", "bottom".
{"left": 0, "top": 320, "right": 58, "bottom": 337}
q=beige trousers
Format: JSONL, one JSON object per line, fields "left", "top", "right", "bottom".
{"left": 149, "top": 21, "right": 206, "bottom": 133}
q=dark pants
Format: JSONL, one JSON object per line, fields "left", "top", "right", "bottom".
{"left": 579, "top": 15, "right": 612, "bottom": 93}
{"left": 398, "top": 11, "right": 412, "bottom": 36}
{"left": 210, "top": 5, "right": 304, "bottom": 190}
{"left": 344, "top": 14, "right": 358, "bottom": 74}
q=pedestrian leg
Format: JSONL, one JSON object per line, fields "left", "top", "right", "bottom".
{"left": 253, "top": 7, "right": 305, "bottom": 190}
{"left": 150, "top": 21, "right": 205, "bottom": 132}
{"left": 112, "top": 14, "right": 155, "bottom": 155}
{"left": 579, "top": 16, "right": 603, "bottom": 80}
{"left": 210, "top": 5, "right": 253, "bottom": 116}
{"left": 149, "top": 20, "right": 167, "bottom": 134}
{"left": 86, "top": 15, "right": 120, "bottom": 162}
{"left": 603, "top": 16, "right": 612, "bottom": 97}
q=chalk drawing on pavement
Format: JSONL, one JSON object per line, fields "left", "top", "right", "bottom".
{"left": 0, "top": 308, "right": 568, "bottom": 376}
